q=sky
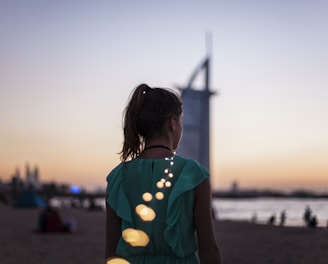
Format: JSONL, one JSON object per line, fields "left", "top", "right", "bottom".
{"left": 1, "top": 0, "right": 328, "bottom": 192}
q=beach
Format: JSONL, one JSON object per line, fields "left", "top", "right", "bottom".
{"left": 1, "top": 206, "right": 328, "bottom": 264}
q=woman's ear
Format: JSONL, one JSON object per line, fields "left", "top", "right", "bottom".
{"left": 169, "top": 116, "right": 177, "bottom": 131}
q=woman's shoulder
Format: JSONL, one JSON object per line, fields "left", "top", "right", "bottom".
{"left": 106, "top": 162, "right": 124, "bottom": 183}
{"left": 175, "top": 156, "right": 209, "bottom": 173}
{"left": 172, "top": 156, "right": 210, "bottom": 186}
{"left": 106, "top": 159, "right": 143, "bottom": 182}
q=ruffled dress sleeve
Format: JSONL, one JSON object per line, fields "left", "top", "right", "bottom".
{"left": 164, "top": 157, "right": 209, "bottom": 257}
{"left": 106, "top": 163, "right": 134, "bottom": 230}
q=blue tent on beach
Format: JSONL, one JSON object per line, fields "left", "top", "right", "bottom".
{"left": 14, "top": 190, "right": 46, "bottom": 208}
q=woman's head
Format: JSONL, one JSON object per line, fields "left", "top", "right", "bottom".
{"left": 120, "top": 83, "right": 183, "bottom": 161}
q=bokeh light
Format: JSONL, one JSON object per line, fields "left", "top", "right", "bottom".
{"left": 122, "top": 228, "right": 150, "bottom": 247}
{"left": 135, "top": 204, "right": 156, "bottom": 221}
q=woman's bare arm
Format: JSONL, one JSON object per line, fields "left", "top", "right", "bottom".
{"left": 105, "top": 199, "right": 122, "bottom": 261}
{"left": 194, "top": 179, "right": 221, "bottom": 263}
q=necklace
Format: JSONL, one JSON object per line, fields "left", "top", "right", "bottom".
{"left": 144, "top": 145, "right": 172, "bottom": 151}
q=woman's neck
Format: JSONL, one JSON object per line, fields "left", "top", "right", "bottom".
{"left": 139, "top": 140, "right": 175, "bottom": 159}
{"left": 144, "top": 145, "right": 172, "bottom": 151}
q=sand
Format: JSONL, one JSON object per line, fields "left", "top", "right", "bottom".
{"left": 1, "top": 206, "right": 328, "bottom": 264}
{"left": 214, "top": 220, "right": 328, "bottom": 264}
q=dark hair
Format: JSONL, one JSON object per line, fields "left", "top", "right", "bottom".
{"left": 120, "top": 83, "right": 182, "bottom": 161}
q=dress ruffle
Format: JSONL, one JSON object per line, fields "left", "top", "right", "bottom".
{"left": 164, "top": 158, "right": 209, "bottom": 257}
{"left": 106, "top": 163, "right": 133, "bottom": 225}
{"left": 106, "top": 163, "right": 137, "bottom": 254}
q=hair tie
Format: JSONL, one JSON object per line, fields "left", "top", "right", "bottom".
{"left": 142, "top": 85, "right": 152, "bottom": 95}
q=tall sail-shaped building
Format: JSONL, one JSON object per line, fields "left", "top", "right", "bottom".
{"left": 177, "top": 56, "right": 216, "bottom": 170}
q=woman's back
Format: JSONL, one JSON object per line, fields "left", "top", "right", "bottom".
{"left": 106, "top": 155, "right": 208, "bottom": 263}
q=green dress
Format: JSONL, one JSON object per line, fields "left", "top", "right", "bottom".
{"left": 106, "top": 155, "right": 209, "bottom": 264}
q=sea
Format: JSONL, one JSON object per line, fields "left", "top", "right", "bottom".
{"left": 50, "top": 197, "right": 328, "bottom": 228}
{"left": 212, "top": 197, "right": 328, "bottom": 227}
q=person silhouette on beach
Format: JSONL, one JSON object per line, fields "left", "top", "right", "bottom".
{"left": 38, "top": 204, "right": 75, "bottom": 233}
{"left": 38, "top": 205, "right": 64, "bottom": 232}
{"left": 303, "top": 205, "right": 312, "bottom": 226}
{"left": 251, "top": 212, "right": 257, "bottom": 224}
{"left": 279, "top": 210, "right": 286, "bottom": 226}
{"left": 268, "top": 214, "right": 276, "bottom": 225}
{"left": 309, "top": 215, "right": 318, "bottom": 228}
{"left": 105, "top": 84, "right": 221, "bottom": 264}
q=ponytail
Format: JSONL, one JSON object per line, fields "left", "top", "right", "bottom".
{"left": 120, "top": 84, "right": 150, "bottom": 161}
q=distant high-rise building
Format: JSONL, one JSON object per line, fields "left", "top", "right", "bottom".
{"left": 177, "top": 56, "right": 216, "bottom": 171}
{"left": 25, "top": 163, "right": 31, "bottom": 186}
{"left": 231, "top": 181, "right": 239, "bottom": 194}
{"left": 33, "top": 166, "right": 40, "bottom": 189}
{"left": 14, "top": 167, "right": 21, "bottom": 179}
{"left": 23, "top": 163, "right": 41, "bottom": 189}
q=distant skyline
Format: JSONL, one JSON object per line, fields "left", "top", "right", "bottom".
{"left": 1, "top": 1, "right": 328, "bottom": 192}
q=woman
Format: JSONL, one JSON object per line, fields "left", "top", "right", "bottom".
{"left": 105, "top": 84, "right": 221, "bottom": 263}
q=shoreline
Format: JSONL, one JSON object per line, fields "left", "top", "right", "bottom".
{"left": 1, "top": 206, "right": 328, "bottom": 264}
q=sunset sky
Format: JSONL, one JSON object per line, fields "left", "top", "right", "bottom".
{"left": 1, "top": 0, "right": 327, "bottom": 192}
